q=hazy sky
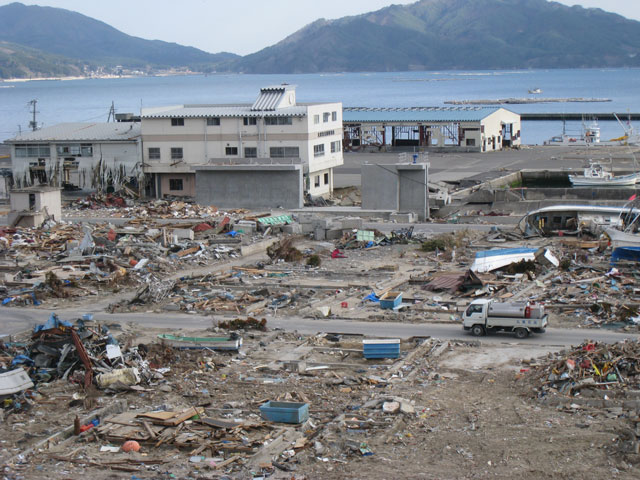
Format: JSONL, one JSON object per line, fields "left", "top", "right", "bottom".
{"left": 1, "top": 0, "right": 639, "bottom": 55}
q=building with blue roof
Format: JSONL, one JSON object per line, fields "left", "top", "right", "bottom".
{"left": 342, "top": 106, "right": 520, "bottom": 152}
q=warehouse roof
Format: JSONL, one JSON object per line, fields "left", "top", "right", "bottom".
{"left": 6, "top": 123, "right": 141, "bottom": 142}
{"left": 342, "top": 106, "right": 509, "bottom": 123}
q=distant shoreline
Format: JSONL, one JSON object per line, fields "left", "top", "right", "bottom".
{"left": 0, "top": 72, "right": 203, "bottom": 83}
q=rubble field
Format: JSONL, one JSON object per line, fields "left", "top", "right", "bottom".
{"left": 2, "top": 193, "right": 640, "bottom": 478}
{"left": 3, "top": 201, "right": 640, "bottom": 331}
{"left": 1, "top": 318, "right": 639, "bottom": 479}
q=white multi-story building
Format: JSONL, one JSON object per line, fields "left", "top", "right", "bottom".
{"left": 140, "top": 85, "right": 344, "bottom": 200}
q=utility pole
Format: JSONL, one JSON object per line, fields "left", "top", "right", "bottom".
{"left": 28, "top": 99, "right": 39, "bottom": 131}
{"left": 107, "top": 101, "right": 116, "bottom": 122}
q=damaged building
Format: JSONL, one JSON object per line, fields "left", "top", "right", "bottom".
{"left": 5, "top": 122, "right": 142, "bottom": 192}
{"left": 140, "top": 84, "right": 344, "bottom": 206}
{"left": 343, "top": 106, "right": 521, "bottom": 152}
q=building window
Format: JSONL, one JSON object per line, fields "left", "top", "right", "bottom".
{"left": 270, "top": 147, "right": 300, "bottom": 158}
{"left": 244, "top": 147, "right": 257, "bottom": 158}
{"left": 243, "top": 117, "right": 257, "bottom": 126}
{"left": 314, "top": 144, "right": 325, "bottom": 157}
{"left": 313, "top": 115, "right": 320, "bottom": 125}
{"left": 323, "top": 112, "right": 330, "bottom": 123}
{"left": 171, "top": 118, "right": 184, "bottom": 126}
{"left": 148, "top": 147, "right": 160, "bottom": 160}
{"left": 314, "top": 175, "right": 320, "bottom": 187}
{"left": 324, "top": 173, "right": 329, "bottom": 185}
{"left": 169, "top": 178, "right": 183, "bottom": 191}
{"left": 318, "top": 130, "right": 335, "bottom": 138}
{"left": 170, "top": 147, "right": 183, "bottom": 160}
{"left": 15, "top": 144, "right": 50, "bottom": 157}
{"left": 265, "top": 117, "right": 292, "bottom": 126}
{"left": 466, "top": 138, "right": 476, "bottom": 146}
{"left": 206, "top": 117, "right": 220, "bottom": 126}
{"left": 332, "top": 111, "right": 337, "bottom": 121}
{"left": 55, "top": 144, "right": 92, "bottom": 157}
{"left": 331, "top": 140, "right": 341, "bottom": 153}
{"left": 225, "top": 146, "right": 238, "bottom": 155}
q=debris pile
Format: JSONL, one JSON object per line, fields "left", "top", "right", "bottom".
{"left": 530, "top": 339, "right": 640, "bottom": 399}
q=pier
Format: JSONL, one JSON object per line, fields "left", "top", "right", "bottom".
{"left": 521, "top": 113, "right": 640, "bottom": 121}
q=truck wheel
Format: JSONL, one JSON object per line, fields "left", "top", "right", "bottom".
{"left": 515, "top": 328, "right": 529, "bottom": 339}
{"left": 471, "top": 325, "right": 485, "bottom": 337}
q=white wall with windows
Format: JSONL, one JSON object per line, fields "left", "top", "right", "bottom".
{"left": 141, "top": 93, "right": 344, "bottom": 198}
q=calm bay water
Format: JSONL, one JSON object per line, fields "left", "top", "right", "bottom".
{"left": 1, "top": 68, "right": 639, "bottom": 144}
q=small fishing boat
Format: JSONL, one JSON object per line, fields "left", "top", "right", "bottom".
{"left": 528, "top": 87, "right": 542, "bottom": 94}
{"left": 568, "top": 161, "right": 640, "bottom": 187}
{"left": 158, "top": 333, "right": 242, "bottom": 351}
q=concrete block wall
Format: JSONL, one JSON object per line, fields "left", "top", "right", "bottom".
{"left": 362, "top": 163, "right": 429, "bottom": 220}
{"left": 195, "top": 165, "right": 303, "bottom": 210}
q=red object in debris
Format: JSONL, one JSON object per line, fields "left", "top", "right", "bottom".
{"left": 193, "top": 222, "right": 213, "bottom": 232}
{"left": 583, "top": 343, "right": 595, "bottom": 351}
{"left": 122, "top": 440, "right": 141, "bottom": 453}
{"left": 331, "top": 249, "right": 346, "bottom": 259}
{"left": 107, "top": 229, "right": 117, "bottom": 242}
{"left": 341, "top": 302, "right": 348, "bottom": 308}
{"left": 129, "top": 259, "right": 138, "bottom": 267}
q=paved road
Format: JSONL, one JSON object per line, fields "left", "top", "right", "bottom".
{"left": 2, "top": 307, "right": 637, "bottom": 349}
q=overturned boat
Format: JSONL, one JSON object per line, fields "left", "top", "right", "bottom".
{"left": 518, "top": 205, "right": 638, "bottom": 237}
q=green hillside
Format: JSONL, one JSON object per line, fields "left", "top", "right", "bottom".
{"left": 233, "top": 0, "right": 640, "bottom": 72}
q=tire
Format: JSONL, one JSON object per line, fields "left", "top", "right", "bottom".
{"left": 514, "top": 328, "right": 529, "bottom": 339}
{"left": 471, "top": 325, "right": 485, "bottom": 337}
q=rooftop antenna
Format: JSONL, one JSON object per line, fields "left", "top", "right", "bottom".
{"left": 107, "top": 101, "right": 116, "bottom": 122}
{"left": 28, "top": 99, "right": 39, "bottom": 131}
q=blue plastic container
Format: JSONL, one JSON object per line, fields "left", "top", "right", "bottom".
{"left": 363, "top": 339, "right": 401, "bottom": 359}
{"left": 259, "top": 401, "right": 309, "bottom": 424}
{"left": 379, "top": 291, "right": 402, "bottom": 309}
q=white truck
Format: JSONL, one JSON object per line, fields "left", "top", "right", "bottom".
{"left": 462, "top": 299, "right": 548, "bottom": 339}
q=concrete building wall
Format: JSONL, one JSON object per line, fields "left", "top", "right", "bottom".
{"left": 397, "top": 164, "right": 429, "bottom": 220}
{"left": 10, "top": 188, "right": 62, "bottom": 220}
{"left": 159, "top": 172, "right": 196, "bottom": 197}
{"left": 361, "top": 163, "right": 399, "bottom": 211}
{"left": 194, "top": 165, "right": 303, "bottom": 209}
{"left": 362, "top": 163, "right": 429, "bottom": 219}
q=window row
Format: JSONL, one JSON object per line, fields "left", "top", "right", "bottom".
{"left": 170, "top": 117, "right": 295, "bottom": 127}
{"left": 14, "top": 144, "right": 95, "bottom": 158}
{"left": 14, "top": 144, "right": 51, "bottom": 158}
{"left": 149, "top": 146, "right": 301, "bottom": 160}
{"left": 313, "top": 111, "right": 338, "bottom": 124}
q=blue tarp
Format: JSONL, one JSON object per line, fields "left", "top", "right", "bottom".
{"left": 33, "top": 313, "right": 72, "bottom": 333}
{"left": 363, "top": 291, "right": 379, "bottom": 302}
{"left": 11, "top": 354, "right": 34, "bottom": 367}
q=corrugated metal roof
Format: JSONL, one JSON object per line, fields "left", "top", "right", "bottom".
{"left": 6, "top": 122, "right": 141, "bottom": 142}
{"left": 252, "top": 87, "right": 285, "bottom": 111}
{"left": 141, "top": 105, "right": 307, "bottom": 119}
{"left": 343, "top": 106, "right": 502, "bottom": 123}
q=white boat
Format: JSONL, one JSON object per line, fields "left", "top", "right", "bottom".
{"left": 568, "top": 162, "right": 640, "bottom": 187}
{"left": 470, "top": 248, "right": 538, "bottom": 273}
{"left": 604, "top": 227, "right": 640, "bottom": 249}
{"left": 544, "top": 120, "right": 601, "bottom": 146}
{"left": 528, "top": 88, "right": 542, "bottom": 94}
